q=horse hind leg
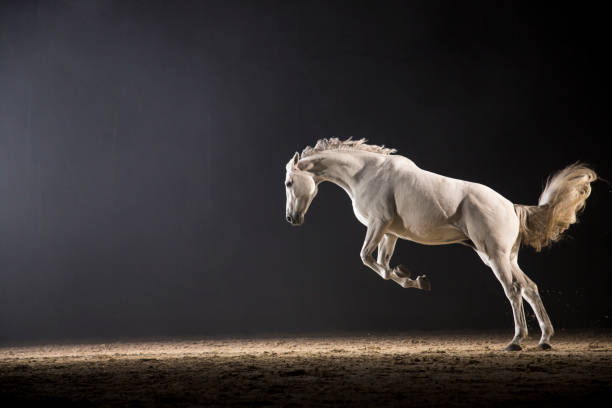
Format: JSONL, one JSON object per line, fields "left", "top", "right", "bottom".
{"left": 482, "top": 250, "right": 529, "bottom": 351}
{"left": 511, "top": 260, "right": 554, "bottom": 350}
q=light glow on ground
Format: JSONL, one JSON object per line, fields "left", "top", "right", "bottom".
{"left": 1, "top": 331, "right": 611, "bottom": 407}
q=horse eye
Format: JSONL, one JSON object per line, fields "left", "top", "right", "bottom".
{"left": 286, "top": 181, "right": 293, "bottom": 187}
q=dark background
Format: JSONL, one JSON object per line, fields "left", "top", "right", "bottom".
{"left": 0, "top": 0, "right": 609, "bottom": 344}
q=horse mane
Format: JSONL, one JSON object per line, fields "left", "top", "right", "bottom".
{"left": 301, "top": 138, "right": 397, "bottom": 158}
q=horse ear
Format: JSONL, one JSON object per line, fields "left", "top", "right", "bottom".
{"left": 286, "top": 152, "right": 300, "bottom": 170}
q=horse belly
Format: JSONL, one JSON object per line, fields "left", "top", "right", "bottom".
{"left": 388, "top": 219, "right": 467, "bottom": 245}
{"left": 351, "top": 198, "right": 467, "bottom": 244}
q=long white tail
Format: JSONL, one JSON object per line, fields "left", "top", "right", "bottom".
{"left": 515, "top": 163, "right": 597, "bottom": 251}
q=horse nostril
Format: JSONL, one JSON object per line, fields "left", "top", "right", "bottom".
{"left": 286, "top": 215, "right": 292, "bottom": 223}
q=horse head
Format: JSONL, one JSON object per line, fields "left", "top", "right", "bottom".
{"left": 284, "top": 152, "right": 318, "bottom": 226}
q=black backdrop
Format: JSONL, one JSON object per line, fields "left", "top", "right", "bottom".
{"left": 0, "top": 1, "right": 609, "bottom": 343}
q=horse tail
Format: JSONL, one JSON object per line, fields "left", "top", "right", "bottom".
{"left": 514, "top": 163, "right": 597, "bottom": 252}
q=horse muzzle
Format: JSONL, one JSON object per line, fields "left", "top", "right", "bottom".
{"left": 286, "top": 213, "right": 303, "bottom": 226}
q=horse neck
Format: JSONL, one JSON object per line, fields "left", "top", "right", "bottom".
{"left": 301, "top": 151, "right": 377, "bottom": 197}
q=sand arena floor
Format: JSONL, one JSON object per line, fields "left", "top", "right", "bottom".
{"left": 1, "top": 330, "right": 611, "bottom": 407}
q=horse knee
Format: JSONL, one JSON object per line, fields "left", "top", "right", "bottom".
{"left": 522, "top": 280, "right": 540, "bottom": 299}
{"left": 360, "top": 250, "right": 371, "bottom": 266}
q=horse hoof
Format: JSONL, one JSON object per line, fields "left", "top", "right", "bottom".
{"left": 504, "top": 343, "right": 522, "bottom": 352}
{"left": 394, "top": 265, "right": 411, "bottom": 278}
{"left": 416, "top": 275, "right": 431, "bottom": 291}
{"left": 538, "top": 343, "right": 552, "bottom": 350}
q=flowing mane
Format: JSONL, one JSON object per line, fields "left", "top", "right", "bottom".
{"left": 301, "top": 137, "right": 396, "bottom": 158}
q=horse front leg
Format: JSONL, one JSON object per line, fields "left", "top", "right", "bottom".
{"left": 390, "top": 265, "right": 431, "bottom": 291}
{"left": 378, "top": 235, "right": 431, "bottom": 291}
{"left": 377, "top": 234, "right": 398, "bottom": 269}
{"left": 360, "top": 221, "right": 393, "bottom": 280}
{"left": 363, "top": 227, "right": 430, "bottom": 290}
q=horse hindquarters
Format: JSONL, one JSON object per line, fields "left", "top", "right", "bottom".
{"left": 462, "top": 192, "right": 530, "bottom": 349}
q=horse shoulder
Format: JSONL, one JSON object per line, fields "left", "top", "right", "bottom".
{"left": 351, "top": 159, "right": 403, "bottom": 224}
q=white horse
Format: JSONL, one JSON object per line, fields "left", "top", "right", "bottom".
{"left": 284, "top": 138, "right": 597, "bottom": 351}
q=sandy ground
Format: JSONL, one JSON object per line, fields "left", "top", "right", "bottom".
{"left": 1, "top": 330, "right": 611, "bottom": 407}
